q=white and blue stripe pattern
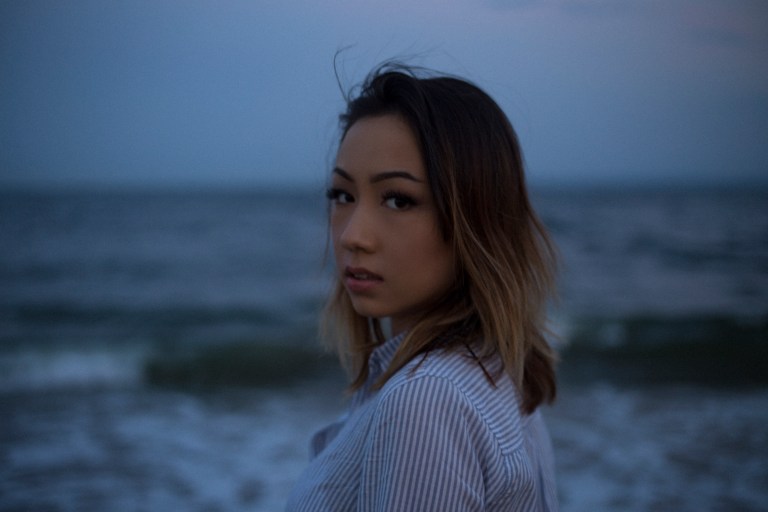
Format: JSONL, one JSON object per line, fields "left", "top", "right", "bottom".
{"left": 286, "top": 333, "right": 558, "bottom": 511}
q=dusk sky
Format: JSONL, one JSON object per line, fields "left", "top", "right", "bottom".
{"left": 2, "top": 0, "right": 767, "bottom": 190}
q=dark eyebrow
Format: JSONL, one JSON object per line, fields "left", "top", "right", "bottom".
{"left": 332, "top": 167, "right": 353, "bottom": 181}
{"left": 332, "top": 167, "right": 423, "bottom": 184}
{"left": 370, "top": 171, "right": 423, "bottom": 184}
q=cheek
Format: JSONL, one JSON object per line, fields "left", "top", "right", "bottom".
{"left": 408, "top": 234, "right": 455, "bottom": 284}
{"left": 428, "top": 251, "right": 456, "bottom": 292}
{"left": 329, "top": 214, "right": 345, "bottom": 253}
{"left": 331, "top": 235, "right": 344, "bottom": 270}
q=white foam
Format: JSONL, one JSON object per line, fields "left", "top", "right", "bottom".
{"left": 0, "top": 347, "right": 144, "bottom": 392}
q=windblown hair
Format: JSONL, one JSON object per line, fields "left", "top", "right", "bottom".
{"left": 323, "top": 63, "right": 558, "bottom": 414}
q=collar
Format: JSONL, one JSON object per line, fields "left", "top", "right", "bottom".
{"left": 368, "top": 331, "right": 406, "bottom": 380}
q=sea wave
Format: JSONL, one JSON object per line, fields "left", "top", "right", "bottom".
{"left": 0, "top": 342, "right": 339, "bottom": 393}
{"left": 1, "top": 311, "right": 764, "bottom": 393}
{"left": 143, "top": 342, "right": 340, "bottom": 390}
{"left": 559, "top": 313, "right": 768, "bottom": 387}
{"left": 0, "top": 346, "right": 146, "bottom": 392}
{"left": 0, "top": 302, "right": 321, "bottom": 347}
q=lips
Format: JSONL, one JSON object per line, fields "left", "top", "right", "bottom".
{"left": 345, "top": 267, "right": 383, "bottom": 280}
{"left": 343, "top": 266, "right": 383, "bottom": 293}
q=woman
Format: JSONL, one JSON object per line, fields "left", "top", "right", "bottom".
{"left": 287, "top": 64, "right": 559, "bottom": 511}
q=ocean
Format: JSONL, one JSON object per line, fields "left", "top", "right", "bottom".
{"left": 1, "top": 187, "right": 766, "bottom": 511}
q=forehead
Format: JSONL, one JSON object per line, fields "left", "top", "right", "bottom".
{"left": 335, "top": 114, "right": 425, "bottom": 178}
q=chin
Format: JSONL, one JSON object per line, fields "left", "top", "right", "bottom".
{"left": 349, "top": 300, "right": 391, "bottom": 321}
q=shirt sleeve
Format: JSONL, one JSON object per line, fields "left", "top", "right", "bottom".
{"left": 357, "top": 375, "right": 486, "bottom": 511}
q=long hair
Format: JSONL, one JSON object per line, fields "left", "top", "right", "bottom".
{"left": 323, "top": 63, "right": 558, "bottom": 414}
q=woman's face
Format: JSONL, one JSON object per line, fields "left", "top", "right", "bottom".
{"left": 329, "top": 114, "right": 455, "bottom": 335}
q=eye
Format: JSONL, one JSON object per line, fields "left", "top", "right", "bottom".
{"left": 382, "top": 191, "right": 416, "bottom": 210}
{"left": 326, "top": 188, "right": 354, "bottom": 205}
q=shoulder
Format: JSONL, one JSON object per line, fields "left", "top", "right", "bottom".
{"left": 376, "top": 347, "right": 526, "bottom": 455}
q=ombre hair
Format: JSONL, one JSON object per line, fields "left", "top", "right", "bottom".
{"left": 323, "top": 63, "right": 558, "bottom": 414}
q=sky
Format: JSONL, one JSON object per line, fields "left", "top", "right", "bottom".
{"left": 1, "top": 0, "right": 767, "bottom": 190}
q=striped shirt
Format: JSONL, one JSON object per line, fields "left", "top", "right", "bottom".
{"left": 286, "top": 333, "right": 558, "bottom": 511}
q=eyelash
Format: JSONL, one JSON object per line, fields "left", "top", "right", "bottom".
{"left": 325, "top": 188, "right": 417, "bottom": 210}
{"left": 381, "top": 190, "right": 417, "bottom": 210}
{"left": 325, "top": 188, "right": 351, "bottom": 203}
{"left": 325, "top": 188, "right": 354, "bottom": 204}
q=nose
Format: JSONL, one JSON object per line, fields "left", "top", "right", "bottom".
{"left": 336, "top": 205, "right": 376, "bottom": 254}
